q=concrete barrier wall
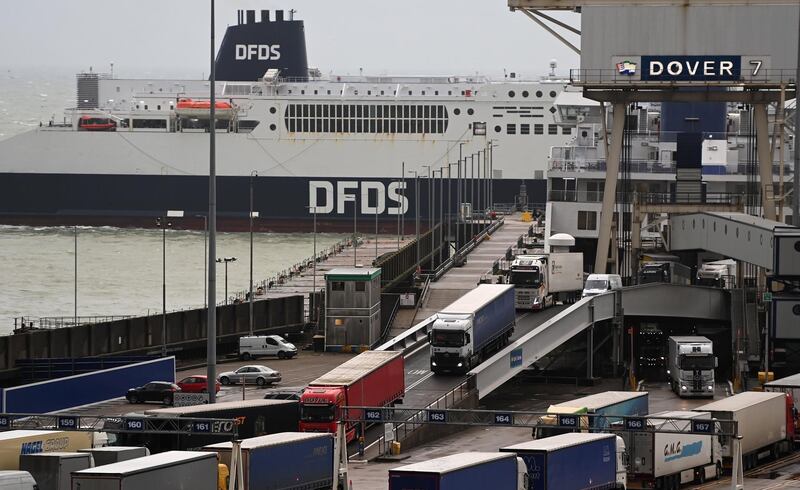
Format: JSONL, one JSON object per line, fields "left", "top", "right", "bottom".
{"left": 2, "top": 356, "right": 175, "bottom": 413}
{"left": 2, "top": 296, "right": 304, "bottom": 375}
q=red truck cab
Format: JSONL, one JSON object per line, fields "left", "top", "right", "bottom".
{"left": 299, "top": 350, "right": 404, "bottom": 442}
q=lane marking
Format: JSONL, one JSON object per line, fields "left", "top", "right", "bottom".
{"left": 407, "top": 371, "right": 435, "bottom": 391}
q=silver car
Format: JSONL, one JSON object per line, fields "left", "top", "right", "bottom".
{"left": 218, "top": 365, "right": 281, "bottom": 387}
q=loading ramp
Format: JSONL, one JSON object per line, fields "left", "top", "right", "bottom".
{"left": 470, "top": 283, "right": 730, "bottom": 399}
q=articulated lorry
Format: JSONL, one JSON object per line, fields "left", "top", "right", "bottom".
{"left": 668, "top": 336, "right": 716, "bottom": 398}
{"left": 388, "top": 452, "right": 528, "bottom": 490}
{"left": 0, "top": 431, "right": 94, "bottom": 470}
{"left": 501, "top": 432, "right": 626, "bottom": 490}
{"left": 508, "top": 253, "right": 583, "bottom": 310}
{"left": 203, "top": 433, "right": 337, "bottom": 490}
{"left": 299, "top": 350, "right": 404, "bottom": 442}
{"left": 696, "top": 259, "right": 737, "bottom": 288}
{"left": 71, "top": 451, "right": 216, "bottom": 490}
{"left": 429, "top": 284, "right": 515, "bottom": 374}
{"left": 534, "top": 391, "right": 649, "bottom": 439}
{"left": 694, "top": 391, "right": 795, "bottom": 470}
{"left": 624, "top": 411, "right": 722, "bottom": 489}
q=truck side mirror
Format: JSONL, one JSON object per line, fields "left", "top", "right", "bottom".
{"left": 465, "top": 333, "right": 471, "bottom": 343}
{"left": 715, "top": 357, "right": 718, "bottom": 368}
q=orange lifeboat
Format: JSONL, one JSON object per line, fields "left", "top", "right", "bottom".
{"left": 174, "top": 98, "right": 235, "bottom": 119}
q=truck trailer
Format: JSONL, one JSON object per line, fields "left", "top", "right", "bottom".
{"left": 509, "top": 253, "right": 583, "bottom": 310}
{"left": 203, "top": 432, "right": 335, "bottom": 490}
{"left": 623, "top": 411, "right": 722, "bottom": 489}
{"left": 0, "top": 431, "right": 94, "bottom": 471}
{"left": 19, "top": 452, "right": 93, "bottom": 490}
{"left": 429, "top": 284, "right": 515, "bottom": 374}
{"left": 501, "top": 432, "right": 626, "bottom": 490}
{"left": 639, "top": 262, "right": 691, "bottom": 286}
{"left": 115, "top": 399, "right": 299, "bottom": 452}
{"left": 696, "top": 259, "right": 737, "bottom": 288}
{"left": 388, "top": 452, "right": 527, "bottom": 490}
{"left": 70, "top": 451, "right": 216, "bottom": 490}
{"left": 694, "top": 391, "right": 794, "bottom": 470}
{"left": 667, "top": 336, "right": 716, "bottom": 398}
{"left": 299, "top": 350, "right": 404, "bottom": 442}
{"left": 534, "top": 391, "right": 649, "bottom": 439}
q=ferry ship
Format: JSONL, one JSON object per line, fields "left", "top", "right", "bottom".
{"left": 0, "top": 9, "right": 581, "bottom": 231}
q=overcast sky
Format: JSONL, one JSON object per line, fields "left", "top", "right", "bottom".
{"left": 0, "top": 0, "right": 580, "bottom": 78}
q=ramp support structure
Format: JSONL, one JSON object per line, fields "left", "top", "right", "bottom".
{"left": 755, "top": 103, "right": 777, "bottom": 222}
{"left": 595, "top": 102, "right": 627, "bottom": 273}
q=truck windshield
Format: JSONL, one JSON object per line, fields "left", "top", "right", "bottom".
{"left": 300, "top": 404, "right": 336, "bottom": 422}
{"left": 510, "top": 271, "right": 541, "bottom": 287}
{"left": 679, "top": 355, "right": 714, "bottom": 370}
{"left": 584, "top": 279, "right": 609, "bottom": 290}
{"left": 431, "top": 330, "right": 465, "bottom": 347}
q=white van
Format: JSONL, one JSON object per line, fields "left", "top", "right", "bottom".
{"left": 582, "top": 274, "right": 623, "bottom": 297}
{"left": 239, "top": 335, "right": 297, "bottom": 360}
{"left": 0, "top": 471, "right": 37, "bottom": 490}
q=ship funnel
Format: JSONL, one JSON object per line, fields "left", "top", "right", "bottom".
{"left": 214, "top": 9, "right": 309, "bottom": 81}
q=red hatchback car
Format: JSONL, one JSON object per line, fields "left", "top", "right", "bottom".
{"left": 177, "top": 375, "right": 221, "bottom": 393}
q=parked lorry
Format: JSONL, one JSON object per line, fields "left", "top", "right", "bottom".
{"left": 501, "top": 432, "right": 626, "bottom": 490}
{"left": 0, "top": 431, "right": 94, "bottom": 470}
{"left": 78, "top": 447, "right": 149, "bottom": 466}
{"left": 696, "top": 259, "right": 737, "bottom": 288}
{"left": 203, "top": 432, "right": 336, "bottom": 490}
{"left": 639, "top": 262, "right": 691, "bottom": 286}
{"left": 115, "top": 399, "right": 298, "bottom": 452}
{"left": 299, "top": 350, "right": 404, "bottom": 442}
{"left": 624, "top": 411, "right": 722, "bottom": 489}
{"left": 429, "top": 284, "right": 515, "bottom": 374}
{"left": 509, "top": 253, "right": 583, "bottom": 310}
{"left": 388, "top": 452, "right": 528, "bottom": 490}
{"left": 694, "top": 391, "right": 795, "bottom": 470}
{"left": 668, "top": 336, "right": 716, "bottom": 398}
{"left": 70, "top": 451, "right": 216, "bottom": 490}
{"left": 766, "top": 373, "right": 800, "bottom": 440}
{"left": 534, "top": 391, "right": 648, "bottom": 439}
{"left": 20, "top": 452, "right": 93, "bottom": 490}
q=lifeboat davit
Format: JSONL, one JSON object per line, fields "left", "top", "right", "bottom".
{"left": 78, "top": 116, "right": 116, "bottom": 131}
{"left": 175, "top": 98, "right": 235, "bottom": 119}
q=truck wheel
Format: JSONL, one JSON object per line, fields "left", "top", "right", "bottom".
{"left": 697, "top": 467, "right": 706, "bottom": 484}
{"left": 241, "top": 352, "right": 252, "bottom": 361}
{"left": 715, "top": 463, "right": 722, "bottom": 480}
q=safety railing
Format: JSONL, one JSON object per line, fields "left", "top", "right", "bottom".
{"left": 13, "top": 315, "right": 133, "bottom": 332}
{"left": 570, "top": 68, "right": 798, "bottom": 86}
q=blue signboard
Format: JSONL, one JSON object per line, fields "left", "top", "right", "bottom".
{"left": 428, "top": 410, "right": 447, "bottom": 423}
{"left": 365, "top": 409, "right": 383, "bottom": 422}
{"left": 510, "top": 348, "right": 524, "bottom": 368}
{"left": 191, "top": 420, "right": 213, "bottom": 433}
{"left": 557, "top": 414, "right": 579, "bottom": 428}
{"left": 494, "top": 413, "right": 513, "bottom": 425}
{"left": 57, "top": 416, "right": 78, "bottom": 430}
{"left": 124, "top": 418, "right": 144, "bottom": 431}
{"left": 625, "top": 418, "right": 645, "bottom": 431}
{"left": 0, "top": 415, "right": 10, "bottom": 429}
{"left": 641, "top": 56, "right": 741, "bottom": 82}
{"left": 692, "top": 420, "right": 713, "bottom": 434}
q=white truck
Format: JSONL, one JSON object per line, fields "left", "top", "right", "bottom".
{"left": 624, "top": 411, "right": 722, "bottom": 489}
{"left": 429, "top": 285, "right": 515, "bottom": 374}
{"left": 508, "top": 252, "right": 583, "bottom": 310}
{"left": 667, "top": 336, "right": 716, "bottom": 398}
{"left": 696, "top": 259, "right": 737, "bottom": 288}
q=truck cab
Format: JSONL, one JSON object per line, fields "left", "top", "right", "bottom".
{"left": 430, "top": 315, "right": 476, "bottom": 373}
{"left": 298, "top": 388, "right": 344, "bottom": 438}
{"left": 509, "top": 255, "right": 549, "bottom": 310}
{"left": 668, "top": 336, "right": 716, "bottom": 398}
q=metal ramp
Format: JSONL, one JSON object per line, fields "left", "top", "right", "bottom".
{"left": 469, "top": 283, "right": 729, "bottom": 399}
{"left": 670, "top": 212, "right": 793, "bottom": 269}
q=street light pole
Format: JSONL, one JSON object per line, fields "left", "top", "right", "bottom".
{"left": 216, "top": 257, "right": 237, "bottom": 305}
{"left": 249, "top": 171, "right": 257, "bottom": 337}
{"left": 439, "top": 168, "right": 444, "bottom": 265}
{"left": 476, "top": 151, "right": 482, "bottom": 232}
{"left": 399, "top": 162, "right": 404, "bottom": 248}
{"left": 207, "top": 0, "right": 218, "bottom": 402}
{"left": 408, "top": 170, "right": 420, "bottom": 271}
{"left": 196, "top": 215, "right": 208, "bottom": 309}
{"left": 74, "top": 225, "right": 77, "bottom": 326}
{"left": 421, "top": 165, "right": 432, "bottom": 271}
{"left": 157, "top": 216, "right": 171, "bottom": 358}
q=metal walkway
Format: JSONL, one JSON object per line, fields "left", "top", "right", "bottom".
{"left": 670, "top": 212, "right": 792, "bottom": 269}
{"left": 470, "top": 283, "right": 730, "bottom": 399}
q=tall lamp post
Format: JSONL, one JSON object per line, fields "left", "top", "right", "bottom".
{"left": 307, "top": 206, "right": 319, "bottom": 325}
{"left": 156, "top": 215, "right": 173, "bottom": 358}
{"left": 207, "top": 0, "right": 218, "bottom": 402}
{"left": 217, "top": 257, "right": 237, "bottom": 305}
{"left": 408, "top": 170, "right": 420, "bottom": 272}
{"left": 249, "top": 171, "right": 258, "bottom": 337}
{"left": 73, "top": 226, "right": 78, "bottom": 327}
{"left": 196, "top": 215, "right": 208, "bottom": 309}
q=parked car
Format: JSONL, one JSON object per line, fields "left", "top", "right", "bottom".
{"left": 0, "top": 471, "right": 37, "bottom": 490}
{"left": 177, "top": 375, "right": 221, "bottom": 394}
{"left": 262, "top": 386, "right": 306, "bottom": 401}
{"left": 239, "top": 335, "right": 298, "bottom": 360}
{"left": 126, "top": 381, "right": 181, "bottom": 405}
{"left": 218, "top": 365, "right": 281, "bottom": 386}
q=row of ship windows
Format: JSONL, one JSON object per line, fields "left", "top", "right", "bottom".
{"left": 285, "top": 118, "right": 448, "bottom": 134}
{"left": 285, "top": 104, "right": 448, "bottom": 119}
{"left": 508, "top": 90, "right": 558, "bottom": 99}
{"left": 495, "top": 123, "right": 571, "bottom": 135}
{"left": 284, "top": 89, "right": 478, "bottom": 96}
